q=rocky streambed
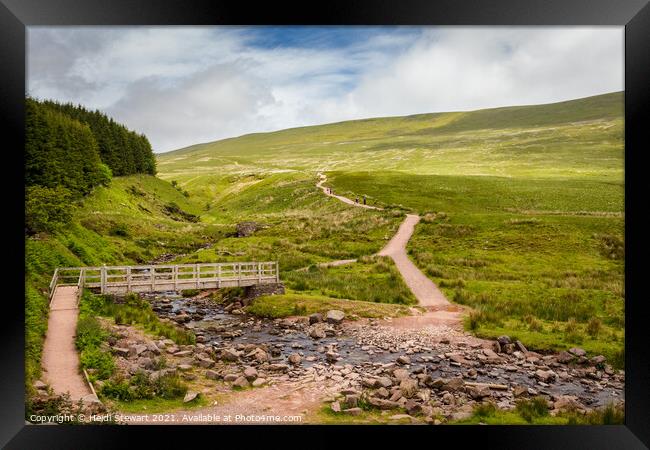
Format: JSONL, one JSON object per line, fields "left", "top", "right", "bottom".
{"left": 116, "top": 292, "right": 623, "bottom": 422}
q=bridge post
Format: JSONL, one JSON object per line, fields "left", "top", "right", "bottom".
{"left": 127, "top": 267, "right": 131, "bottom": 291}
{"left": 174, "top": 265, "right": 178, "bottom": 291}
{"left": 217, "top": 264, "right": 221, "bottom": 288}
{"left": 195, "top": 264, "right": 200, "bottom": 289}
{"left": 258, "top": 262, "right": 262, "bottom": 283}
{"left": 238, "top": 263, "right": 241, "bottom": 287}
{"left": 152, "top": 266, "right": 156, "bottom": 291}
{"left": 276, "top": 261, "right": 280, "bottom": 283}
{"left": 100, "top": 265, "right": 106, "bottom": 294}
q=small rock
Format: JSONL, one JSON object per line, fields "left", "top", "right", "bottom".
{"left": 568, "top": 347, "right": 586, "bottom": 357}
{"left": 205, "top": 369, "right": 219, "bottom": 380}
{"left": 183, "top": 391, "right": 199, "bottom": 403}
{"left": 397, "top": 355, "right": 411, "bottom": 365}
{"left": 497, "top": 336, "right": 511, "bottom": 345}
{"left": 243, "top": 367, "right": 258, "bottom": 381}
{"left": 343, "top": 407, "right": 362, "bottom": 416}
{"left": 112, "top": 347, "right": 130, "bottom": 357}
{"left": 331, "top": 401, "right": 342, "bottom": 413}
{"left": 288, "top": 353, "right": 302, "bottom": 365}
{"left": 177, "top": 364, "right": 193, "bottom": 372}
{"left": 309, "top": 328, "right": 327, "bottom": 340}
{"left": 252, "top": 378, "right": 267, "bottom": 387}
{"left": 232, "top": 376, "right": 250, "bottom": 389}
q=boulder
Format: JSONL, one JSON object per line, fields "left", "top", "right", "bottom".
{"left": 467, "top": 385, "right": 491, "bottom": 400}
{"left": 375, "top": 387, "right": 390, "bottom": 399}
{"left": 405, "top": 400, "right": 423, "bottom": 416}
{"left": 221, "top": 348, "right": 241, "bottom": 362}
{"left": 393, "top": 369, "right": 410, "bottom": 381}
{"left": 252, "top": 378, "right": 267, "bottom": 387}
{"left": 205, "top": 369, "right": 220, "bottom": 380}
{"left": 33, "top": 380, "right": 48, "bottom": 391}
{"left": 326, "top": 310, "right": 345, "bottom": 325}
{"left": 343, "top": 407, "right": 362, "bottom": 416}
{"left": 442, "top": 377, "right": 465, "bottom": 392}
{"left": 375, "top": 377, "right": 393, "bottom": 388}
{"left": 552, "top": 395, "right": 583, "bottom": 413}
{"left": 344, "top": 395, "right": 360, "bottom": 409}
{"left": 243, "top": 367, "right": 258, "bottom": 381}
{"left": 232, "top": 376, "right": 250, "bottom": 389}
{"left": 534, "top": 369, "right": 557, "bottom": 383}
{"left": 309, "top": 313, "right": 323, "bottom": 324}
{"left": 515, "top": 340, "right": 528, "bottom": 353}
{"left": 441, "top": 392, "right": 455, "bottom": 405}
{"left": 399, "top": 379, "right": 419, "bottom": 399}
{"left": 129, "top": 344, "right": 148, "bottom": 358}
{"left": 268, "top": 363, "right": 290, "bottom": 372}
{"left": 568, "top": 347, "right": 586, "bottom": 357}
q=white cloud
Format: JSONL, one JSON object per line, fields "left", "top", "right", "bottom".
{"left": 27, "top": 26, "right": 623, "bottom": 152}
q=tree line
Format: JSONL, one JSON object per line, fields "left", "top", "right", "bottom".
{"left": 25, "top": 97, "right": 157, "bottom": 233}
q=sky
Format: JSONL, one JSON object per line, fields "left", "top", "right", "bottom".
{"left": 27, "top": 26, "right": 623, "bottom": 153}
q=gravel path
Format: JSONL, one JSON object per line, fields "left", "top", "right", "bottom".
{"left": 41, "top": 286, "right": 92, "bottom": 400}
{"left": 316, "top": 173, "right": 451, "bottom": 310}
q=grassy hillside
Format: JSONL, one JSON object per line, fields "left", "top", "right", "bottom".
{"left": 156, "top": 91, "right": 624, "bottom": 363}
{"left": 25, "top": 175, "right": 223, "bottom": 394}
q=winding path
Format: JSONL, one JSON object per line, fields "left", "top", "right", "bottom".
{"left": 315, "top": 172, "right": 453, "bottom": 312}
{"left": 41, "top": 286, "right": 92, "bottom": 400}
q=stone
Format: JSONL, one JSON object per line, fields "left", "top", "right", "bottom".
{"left": 243, "top": 367, "right": 258, "bottom": 381}
{"left": 482, "top": 348, "right": 502, "bottom": 363}
{"left": 568, "top": 347, "right": 587, "bottom": 357}
{"left": 467, "top": 385, "right": 491, "bottom": 400}
{"left": 33, "top": 380, "right": 48, "bottom": 390}
{"left": 441, "top": 392, "right": 455, "bottom": 405}
{"left": 183, "top": 391, "right": 199, "bottom": 403}
{"left": 553, "top": 395, "right": 583, "bottom": 413}
{"left": 177, "top": 364, "right": 193, "bottom": 371}
{"left": 375, "top": 387, "right": 390, "bottom": 399}
{"left": 397, "top": 355, "right": 411, "bottom": 365}
{"left": 268, "top": 363, "right": 290, "bottom": 372}
{"left": 429, "top": 378, "right": 445, "bottom": 389}
{"left": 535, "top": 369, "right": 557, "bottom": 383}
{"left": 236, "top": 221, "right": 260, "bottom": 237}
{"left": 591, "top": 355, "right": 606, "bottom": 365}
{"left": 196, "top": 355, "right": 214, "bottom": 368}
{"left": 112, "top": 347, "right": 130, "bottom": 357}
{"left": 515, "top": 340, "right": 528, "bottom": 353}
{"left": 173, "top": 350, "right": 193, "bottom": 357}
{"left": 205, "top": 369, "right": 220, "bottom": 380}
{"left": 343, "top": 407, "right": 362, "bottom": 416}
{"left": 309, "top": 313, "right": 323, "bottom": 324}
{"left": 497, "top": 336, "right": 512, "bottom": 345}
{"left": 393, "top": 368, "right": 410, "bottom": 381}
{"left": 326, "top": 351, "right": 339, "bottom": 363}
{"left": 129, "top": 344, "right": 148, "bottom": 358}
{"left": 399, "top": 379, "right": 419, "bottom": 398}
{"left": 513, "top": 385, "right": 528, "bottom": 397}
{"left": 221, "top": 348, "right": 241, "bottom": 362}
{"left": 232, "top": 376, "right": 250, "bottom": 389}
{"left": 331, "top": 401, "right": 342, "bottom": 413}
{"left": 288, "top": 353, "right": 302, "bottom": 365}
{"left": 344, "top": 395, "right": 360, "bottom": 409}
{"left": 442, "top": 377, "right": 465, "bottom": 392}
{"left": 309, "top": 328, "right": 327, "bottom": 340}
{"left": 376, "top": 377, "right": 393, "bottom": 388}
{"left": 326, "top": 310, "right": 345, "bottom": 324}
{"left": 252, "top": 378, "right": 267, "bottom": 387}
{"left": 224, "top": 373, "right": 239, "bottom": 382}
{"left": 446, "top": 353, "right": 470, "bottom": 365}
{"left": 405, "top": 400, "right": 423, "bottom": 416}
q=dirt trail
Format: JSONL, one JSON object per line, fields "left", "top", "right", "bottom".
{"left": 317, "top": 173, "right": 382, "bottom": 210}
{"left": 41, "top": 286, "right": 92, "bottom": 400}
{"left": 315, "top": 173, "right": 458, "bottom": 322}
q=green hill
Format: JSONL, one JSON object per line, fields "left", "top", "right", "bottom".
{"left": 158, "top": 91, "right": 623, "bottom": 180}
{"left": 155, "top": 91, "right": 624, "bottom": 366}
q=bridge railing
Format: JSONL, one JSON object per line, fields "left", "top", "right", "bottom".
{"left": 49, "top": 261, "right": 280, "bottom": 295}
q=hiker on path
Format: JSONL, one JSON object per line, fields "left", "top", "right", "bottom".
{"left": 363, "top": 195, "right": 367, "bottom": 205}
{"left": 355, "top": 196, "right": 359, "bottom": 204}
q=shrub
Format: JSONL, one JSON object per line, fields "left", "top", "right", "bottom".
{"left": 587, "top": 317, "right": 602, "bottom": 338}
{"left": 79, "top": 347, "right": 115, "bottom": 380}
{"left": 516, "top": 397, "right": 549, "bottom": 423}
{"left": 181, "top": 289, "right": 200, "bottom": 298}
{"left": 25, "top": 185, "right": 74, "bottom": 234}
{"left": 109, "top": 223, "right": 130, "bottom": 237}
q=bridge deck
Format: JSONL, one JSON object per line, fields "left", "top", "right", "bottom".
{"left": 49, "top": 261, "right": 280, "bottom": 296}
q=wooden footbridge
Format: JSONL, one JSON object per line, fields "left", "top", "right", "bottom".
{"left": 48, "top": 261, "right": 280, "bottom": 300}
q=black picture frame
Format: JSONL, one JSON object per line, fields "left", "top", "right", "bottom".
{"left": 2, "top": 1, "right": 649, "bottom": 448}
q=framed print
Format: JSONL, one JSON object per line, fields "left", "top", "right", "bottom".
{"left": 2, "top": 0, "right": 649, "bottom": 448}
